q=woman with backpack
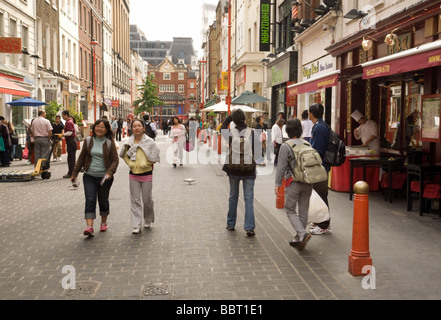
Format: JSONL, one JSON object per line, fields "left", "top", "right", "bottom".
{"left": 120, "top": 119, "right": 160, "bottom": 234}
{"left": 221, "top": 109, "right": 262, "bottom": 237}
{"left": 71, "top": 119, "right": 119, "bottom": 237}
{"left": 170, "top": 116, "right": 186, "bottom": 167}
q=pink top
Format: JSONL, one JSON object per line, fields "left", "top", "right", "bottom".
{"left": 129, "top": 174, "right": 152, "bottom": 182}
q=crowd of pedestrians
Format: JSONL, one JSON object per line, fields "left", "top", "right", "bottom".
{"left": 2, "top": 103, "right": 334, "bottom": 253}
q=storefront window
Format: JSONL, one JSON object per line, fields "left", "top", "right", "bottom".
{"left": 382, "top": 80, "right": 423, "bottom": 152}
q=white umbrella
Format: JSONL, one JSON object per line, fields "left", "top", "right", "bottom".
{"left": 202, "top": 101, "right": 263, "bottom": 113}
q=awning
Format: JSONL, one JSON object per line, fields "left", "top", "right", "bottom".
{"left": 0, "top": 76, "right": 30, "bottom": 97}
{"left": 362, "top": 40, "right": 441, "bottom": 79}
{"left": 287, "top": 70, "right": 340, "bottom": 95}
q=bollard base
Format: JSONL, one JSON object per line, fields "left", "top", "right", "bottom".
{"left": 348, "top": 254, "right": 372, "bottom": 276}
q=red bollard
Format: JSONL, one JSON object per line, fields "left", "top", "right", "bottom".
{"left": 348, "top": 181, "right": 372, "bottom": 276}
{"left": 61, "top": 138, "right": 66, "bottom": 154}
{"left": 77, "top": 140, "right": 81, "bottom": 150}
{"left": 218, "top": 134, "right": 222, "bottom": 155}
{"left": 276, "top": 178, "right": 285, "bottom": 209}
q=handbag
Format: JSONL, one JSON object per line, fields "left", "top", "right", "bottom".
{"left": 184, "top": 133, "right": 194, "bottom": 152}
{"left": 0, "top": 136, "right": 5, "bottom": 152}
{"left": 307, "top": 189, "right": 330, "bottom": 224}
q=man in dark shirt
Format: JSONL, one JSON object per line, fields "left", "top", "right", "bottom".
{"left": 52, "top": 115, "right": 64, "bottom": 162}
{"left": 62, "top": 110, "right": 77, "bottom": 178}
{"left": 309, "top": 103, "right": 332, "bottom": 235}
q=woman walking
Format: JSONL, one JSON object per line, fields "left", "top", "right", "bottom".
{"left": 71, "top": 119, "right": 119, "bottom": 237}
{"left": 170, "top": 116, "right": 186, "bottom": 167}
{"left": 120, "top": 119, "right": 160, "bottom": 234}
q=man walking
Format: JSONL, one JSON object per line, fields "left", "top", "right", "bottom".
{"left": 52, "top": 115, "right": 64, "bottom": 162}
{"left": 61, "top": 110, "right": 76, "bottom": 179}
{"left": 30, "top": 110, "right": 52, "bottom": 169}
{"left": 308, "top": 103, "right": 332, "bottom": 235}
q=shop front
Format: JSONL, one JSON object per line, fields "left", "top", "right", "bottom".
{"left": 266, "top": 51, "right": 297, "bottom": 124}
{"left": 326, "top": 2, "right": 441, "bottom": 196}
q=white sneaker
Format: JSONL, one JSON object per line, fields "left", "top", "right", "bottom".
{"left": 132, "top": 227, "right": 140, "bottom": 234}
{"left": 53, "top": 158, "right": 58, "bottom": 162}
{"left": 58, "top": 157, "right": 62, "bottom": 161}
{"left": 309, "top": 225, "right": 332, "bottom": 235}
{"left": 143, "top": 223, "right": 151, "bottom": 229}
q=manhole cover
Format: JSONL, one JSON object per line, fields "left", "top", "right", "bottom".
{"left": 142, "top": 281, "right": 171, "bottom": 296}
{"left": 63, "top": 280, "right": 101, "bottom": 297}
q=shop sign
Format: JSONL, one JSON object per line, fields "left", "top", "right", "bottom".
{"left": 235, "top": 66, "right": 246, "bottom": 86}
{"left": 267, "top": 56, "right": 290, "bottom": 87}
{"left": 363, "top": 48, "right": 441, "bottom": 79}
{"left": 69, "top": 81, "right": 80, "bottom": 94}
{"left": 42, "top": 77, "right": 58, "bottom": 90}
{"left": 288, "top": 72, "right": 339, "bottom": 95}
{"left": 259, "top": 0, "right": 271, "bottom": 52}
{"left": 111, "top": 100, "right": 120, "bottom": 108}
{"left": 302, "top": 56, "right": 334, "bottom": 80}
{"left": 0, "top": 37, "right": 21, "bottom": 54}
{"left": 220, "top": 71, "right": 228, "bottom": 90}
{"left": 286, "top": 82, "right": 297, "bottom": 107}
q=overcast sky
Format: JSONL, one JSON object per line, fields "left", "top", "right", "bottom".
{"left": 129, "top": 0, "right": 219, "bottom": 56}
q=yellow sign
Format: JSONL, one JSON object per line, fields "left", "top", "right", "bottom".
{"left": 221, "top": 72, "right": 228, "bottom": 90}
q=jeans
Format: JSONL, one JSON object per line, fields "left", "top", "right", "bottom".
{"left": 83, "top": 173, "right": 114, "bottom": 220}
{"left": 227, "top": 175, "right": 255, "bottom": 231}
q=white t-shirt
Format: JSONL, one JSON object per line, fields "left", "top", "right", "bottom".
{"left": 355, "top": 119, "right": 380, "bottom": 153}
{"left": 301, "top": 119, "right": 314, "bottom": 138}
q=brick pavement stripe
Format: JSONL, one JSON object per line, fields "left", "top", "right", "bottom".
{"left": 1, "top": 133, "right": 441, "bottom": 303}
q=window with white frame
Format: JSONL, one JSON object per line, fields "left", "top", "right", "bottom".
{"left": 163, "top": 73, "right": 171, "bottom": 80}
{"left": 159, "top": 85, "right": 175, "bottom": 92}
{"left": 178, "top": 72, "right": 184, "bottom": 80}
{"left": 178, "top": 84, "right": 184, "bottom": 93}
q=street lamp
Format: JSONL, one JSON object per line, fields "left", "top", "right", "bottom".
{"left": 90, "top": 38, "right": 99, "bottom": 123}
{"left": 226, "top": 1, "right": 232, "bottom": 115}
{"left": 129, "top": 78, "right": 134, "bottom": 115}
{"left": 200, "top": 59, "right": 207, "bottom": 122}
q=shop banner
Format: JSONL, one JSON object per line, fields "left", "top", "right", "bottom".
{"left": 288, "top": 72, "right": 339, "bottom": 95}
{"left": 0, "top": 37, "right": 21, "bottom": 54}
{"left": 259, "top": 0, "right": 271, "bottom": 52}
{"left": 363, "top": 48, "right": 441, "bottom": 79}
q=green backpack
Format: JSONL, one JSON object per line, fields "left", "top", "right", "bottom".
{"left": 286, "top": 140, "right": 328, "bottom": 184}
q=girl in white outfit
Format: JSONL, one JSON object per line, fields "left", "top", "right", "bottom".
{"left": 170, "top": 116, "right": 186, "bottom": 167}
{"left": 120, "top": 119, "right": 160, "bottom": 234}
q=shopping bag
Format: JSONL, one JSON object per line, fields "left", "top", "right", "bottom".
{"left": 307, "top": 189, "right": 330, "bottom": 224}
{"left": 23, "top": 146, "right": 29, "bottom": 159}
{"left": 0, "top": 136, "right": 5, "bottom": 152}
{"left": 185, "top": 140, "right": 194, "bottom": 152}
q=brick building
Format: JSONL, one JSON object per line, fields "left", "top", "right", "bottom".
{"left": 149, "top": 57, "right": 195, "bottom": 122}
{"left": 78, "top": 0, "right": 103, "bottom": 123}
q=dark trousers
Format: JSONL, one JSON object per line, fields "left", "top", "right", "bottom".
{"left": 312, "top": 178, "right": 330, "bottom": 228}
{"left": 83, "top": 173, "right": 114, "bottom": 219}
{"left": 0, "top": 150, "right": 9, "bottom": 166}
{"left": 116, "top": 130, "right": 122, "bottom": 141}
{"left": 66, "top": 138, "right": 77, "bottom": 176}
